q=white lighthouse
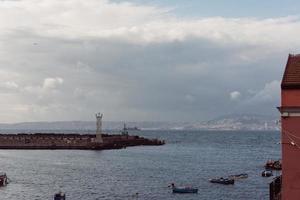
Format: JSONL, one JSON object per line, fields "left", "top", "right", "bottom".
{"left": 95, "top": 113, "right": 103, "bottom": 143}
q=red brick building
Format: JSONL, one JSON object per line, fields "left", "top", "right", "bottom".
{"left": 279, "top": 54, "right": 300, "bottom": 200}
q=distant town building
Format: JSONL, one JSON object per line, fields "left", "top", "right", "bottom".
{"left": 264, "top": 122, "right": 268, "bottom": 130}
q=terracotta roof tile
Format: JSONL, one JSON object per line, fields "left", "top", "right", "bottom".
{"left": 282, "top": 54, "right": 300, "bottom": 89}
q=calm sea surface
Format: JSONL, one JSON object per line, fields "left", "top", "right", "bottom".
{"left": 0, "top": 130, "right": 280, "bottom": 200}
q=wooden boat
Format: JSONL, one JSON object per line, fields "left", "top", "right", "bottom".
{"left": 54, "top": 192, "right": 66, "bottom": 200}
{"left": 262, "top": 170, "right": 273, "bottom": 177}
{"left": 265, "top": 160, "right": 282, "bottom": 170}
{"left": 209, "top": 177, "right": 234, "bottom": 185}
{"left": 0, "top": 173, "right": 8, "bottom": 186}
{"left": 170, "top": 183, "right": 198, "bottom": 193}
{"left": 228, "top": 173, "right": 248, "bottom": 179}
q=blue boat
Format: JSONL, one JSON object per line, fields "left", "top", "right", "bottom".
{"left": 170, "top": 183, "right": 198, "bottom": 193}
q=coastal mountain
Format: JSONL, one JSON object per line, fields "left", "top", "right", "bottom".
{"left": 195, "top": 114, "right": 279, "bottom": 131}
{"left": 0, "top": 114, "right": 279, "bottom": 131}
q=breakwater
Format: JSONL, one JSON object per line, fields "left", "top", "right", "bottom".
{"left": 0, "top": 133, "right": 165, "bottom": 150}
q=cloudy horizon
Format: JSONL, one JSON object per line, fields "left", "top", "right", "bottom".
{"left": 0, "top": 0, "right": 298, "bottom": 123}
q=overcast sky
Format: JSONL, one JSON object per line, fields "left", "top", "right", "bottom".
{"left": 0, "top": 0, "right": 299, "bottom": 122}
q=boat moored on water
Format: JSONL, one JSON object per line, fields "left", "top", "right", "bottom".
{"left": 0, "top": 173, "right": 9, "bottom": 186}
{"left": 54, "top": 192, "right": 66, "bottom": 200}
{"left": 228, "top": 173, "right": 248, "bottom": 180}
{"left": 170, "top": 183, "right": 198, "bottom": 193}
{"left": 262, "top": 170, "right": 273, "bottom": 177}
{"left": 265, "top": 160, "right": 282, "bottom": 170}
{"left": 209, "top": 177, "right": 234, "bottom": 185}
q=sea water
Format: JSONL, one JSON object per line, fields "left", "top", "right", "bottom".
{"left": 0, "top": 130, "right": 280, "bottom": 200}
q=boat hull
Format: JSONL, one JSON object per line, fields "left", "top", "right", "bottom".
{"left": 265, "top": 160, "right": 282, "bottom": 170}
{"left": 172, "top": 188, "right": 198, "bottom": 193}
{"left": 228, "top": 173, "right": 248, "bottom": 179}
{"left": 210, "top": 178, "right": 234, "bottom": 185}
{"left": 262, "top": 170, "right": 273, "bottom": 177}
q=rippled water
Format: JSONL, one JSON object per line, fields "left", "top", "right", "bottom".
{"left": 0, "top": 130, "right": 280, "bottom": 200}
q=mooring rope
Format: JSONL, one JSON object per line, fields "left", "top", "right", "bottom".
{"left": 281, "top": 129, "right": 300, "bottom": 149}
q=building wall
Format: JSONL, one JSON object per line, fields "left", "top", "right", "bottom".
{"left": 281, "top": 91, "right": 300, "bottom": 200}
{"left": 282, "top": 90, "right": 300, "bottom": 106}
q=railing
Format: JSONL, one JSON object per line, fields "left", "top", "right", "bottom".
{"left": 270, "top": 175, "right": 282, "bottom": 200}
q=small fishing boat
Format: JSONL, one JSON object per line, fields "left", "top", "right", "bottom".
{"left": 0, "top": 173, "right": 8, "bottom": 186}
{"left": 209, "top": 177, "right": 234, "bottom": 185}
{"left": 262, "top": 170, "right": 273, "bottom": 177}
{"left": 54, "top": 192, "right": 66, "bottom": 200}
{"left": 228, "top": 173, "right": 248, "bottom": 179}
{"left": 170, "top": 183, "right": 198, "bottom": 193}
{"left": 265, "top": 160, "right": 282, "bottom": 170}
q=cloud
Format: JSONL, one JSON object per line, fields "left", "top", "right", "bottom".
{"left": 230, "top": 80, "right": 281, "bottom": 116}
{"left": 230, "top": 91, "right": 241, "bottom": 101}
{"left": 0, "top": 0, "right": 295, "bottom": 122}
{"left": 43, "top": 77, "right": 64, "bottom": 90}
{"left": 4, "top": 81, "right": 19, "bottom": 89}
{"left": 185, "top": 94, "right": 196, "bottom": 103}
{"left": 247, "top": 80, "right": 280, "bottom": 104}
{"left": 1, "top": 0, "right": 300, "bottom": 49}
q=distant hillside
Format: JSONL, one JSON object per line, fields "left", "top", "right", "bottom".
{"left": 196, "top": 114, "right": 280, "bottom": 131}
{"left": 0, "top": 114, "right": 280, "bottom": 131}
{"left": 0, "top": 121, "right": 174, "bottom": 131}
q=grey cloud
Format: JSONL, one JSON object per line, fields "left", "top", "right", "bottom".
{"left": 0, "top": 0, "right": 295, "bottom": 122}
{"left": 0, "top": 29, "right": 286, "bottom": 122}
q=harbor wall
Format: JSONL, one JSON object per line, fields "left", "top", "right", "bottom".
{"left": 0, "top": 133, "right": 164, "bottom": 150}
